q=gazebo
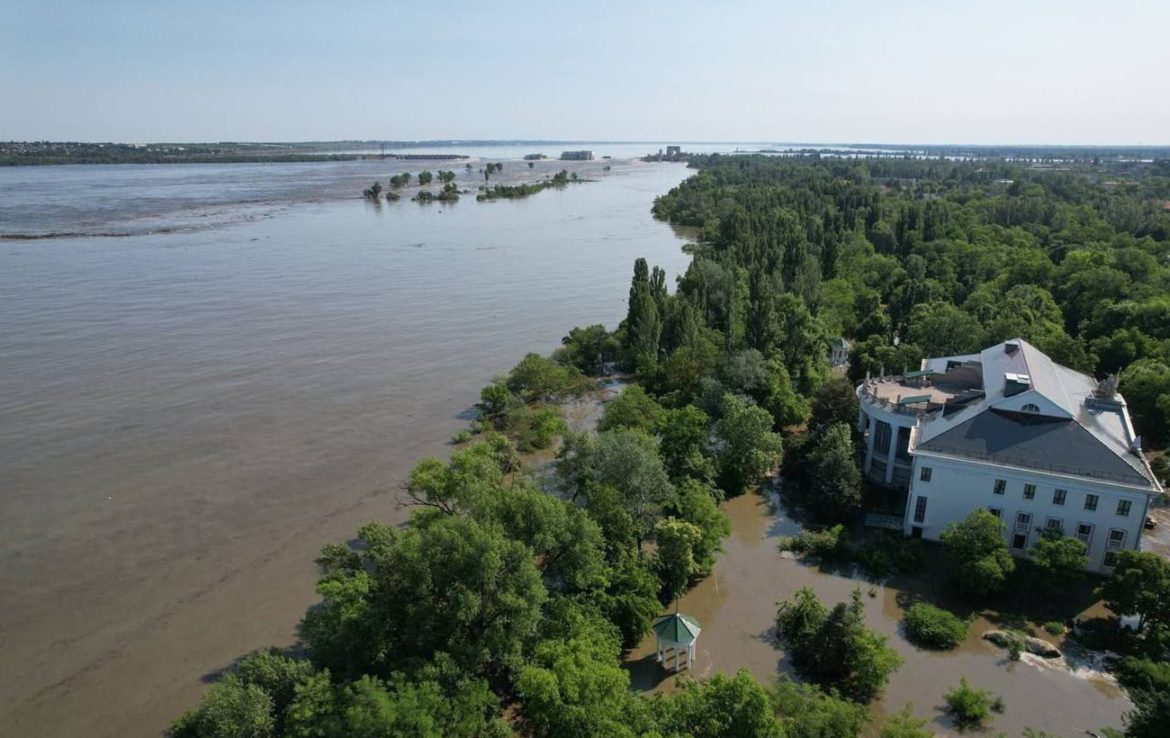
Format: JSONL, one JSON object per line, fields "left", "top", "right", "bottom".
{"left": 652, "top": 612, "right": 701, "bottom": 672}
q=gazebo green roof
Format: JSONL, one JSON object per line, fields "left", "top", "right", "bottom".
{"left": 652, "top": 613, "right": 701, "bottom": 644}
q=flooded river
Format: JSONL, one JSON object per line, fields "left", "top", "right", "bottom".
{"left": 625, "top": 492, "right": 1129, "bottom": 736}
{"left": 0, "top": 157, "right": 693, "bottom": 737}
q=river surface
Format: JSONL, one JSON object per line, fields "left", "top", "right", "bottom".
{"left": 625, "top": 492, "right": 1129, "bottom": 737}
{"left": 0, "top": 155, "right": 694, "bottom": 737}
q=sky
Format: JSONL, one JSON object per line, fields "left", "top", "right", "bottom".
{"left": 2, "top": 0, "right": 1168, "bottom": 145}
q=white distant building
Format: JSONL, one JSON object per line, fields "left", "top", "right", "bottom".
{"left": 829, "top": 337, "right": 851, "bottom": 367}
{"left": 857, "top": 338, "right": 1163, "bottom": 573}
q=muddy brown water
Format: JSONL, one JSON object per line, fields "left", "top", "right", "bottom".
{"left": 0, "top": 160, "right": 693, "bottom": 737}
{"left": 624, "top": 492, "right": 1129, "bottom": 737}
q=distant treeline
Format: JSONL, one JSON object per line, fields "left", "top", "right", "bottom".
{"left": 0, "top": 141, "right": 365, "bottom": 166}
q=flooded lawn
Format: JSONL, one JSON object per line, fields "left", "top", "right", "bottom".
{"left": 624, "top": 491, "right": 1130, "bottom": 737}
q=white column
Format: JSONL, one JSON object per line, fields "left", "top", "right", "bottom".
{"left": 883, "top": 424, "right": 898, "bottom": 485}
{"left": 863, "top": 414, "right": 878, "bottom": 479}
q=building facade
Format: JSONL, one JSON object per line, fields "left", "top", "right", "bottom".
{"left": 857, "top": 338, "right": 1162, "bottom": 573}
{"left": 560, "top": 150, "right": 594, "bottom": 161}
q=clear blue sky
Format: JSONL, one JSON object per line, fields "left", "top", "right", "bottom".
{"left": 3, "top": 0, "right": 1167, "bottom": 144}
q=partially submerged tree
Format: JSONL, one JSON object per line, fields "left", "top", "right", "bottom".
{"left": 939, "top": 510, "right": 1016, "bottom": 598}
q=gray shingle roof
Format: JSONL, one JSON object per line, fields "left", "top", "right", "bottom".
{"left": 917, "top": 408, "right": 1153, "bottom": 487}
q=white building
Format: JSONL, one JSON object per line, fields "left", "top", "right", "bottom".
{"left": 829, "top": 337, "right": 852, "bottom": 368}
{"left": 856, "top": 338, "right": 1163, "bottom": 573}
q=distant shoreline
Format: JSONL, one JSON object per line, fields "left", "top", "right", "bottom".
{"left": 4, "top": 140, "right": 1169, "bottom": 167}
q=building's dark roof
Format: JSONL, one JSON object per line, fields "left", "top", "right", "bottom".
{"left": 916, "top": 409, "right": 1153, "bottom": 487}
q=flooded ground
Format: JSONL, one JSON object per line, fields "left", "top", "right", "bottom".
{"left": 0, "top": 160, "right": 692, "bottom": 737}
{"left": 625, "top": 491, "right": 1130, "bottom": 737}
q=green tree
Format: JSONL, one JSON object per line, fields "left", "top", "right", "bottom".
{"left": 674, "top": 478, "right": 731, "bottom": 573}
{"left": 478, "top": 382, "right": 517, "bottom": 425}
{"left": 810, "top": 376, "right": 860, "bottom": 433}
{"left": 482, "top": 484, "right": 608, "bottom": 593}
{"left": 902, "top": 603, "right": 968, "bottom": 650}
{"left": 516, "top": 619, "right": 639, "bottom": 738}
{"left": 905, "top": 302, "right": 983, "bottom": 357}
{"left": 556, "top": 324, "right": 616, "bottom": 375}
{"left": 714, "top": 394, "right": 783, "bottom": 496}
{"left": 172, "top": 675, "right": 275, "bottom": 738}
{"left": 598, "top": 385, "right": 664, "bottom": 432}
{"left": 301, "top": 516, "right": 546, "bottom": 679}
{"left": 775, "top": 588, "right": 902, "bottom": 702}
{"left": 1119, "top": 359, "right": 1170, "bottom": 445}
{"left": 943, "top": 677, "right": 993, "bottom": 729}
{"left": 879, "top": 704, "right": 933, "bottom": 738}
{"left": 654, "top": 517, "right": 703, "bottom": 600}
{"left": 597, "top": 553, "right": 661, "bottom": 647}
{"left": 591, "top": 428, "right": 676, "bottom": 546}
{"left": 803, "top": 423, "right": 862, "bottom": 523}
{"left": 656, "top": 404, "right": 716, "bottom": 484}
{"left": 1097, "top": 550, "right": 1170, "bottom": 632}
{"left": 769, "top": 679, "right": 867, "bottom": 738}
{"left": 507, "top": 353, "right": 583, "bottom": 402}
{"left": 939, "top": 510, "right": 1016, "bottom": 599}
{"left": 655, "top": 670, "right": 784, "bottom": 738}
{"left": 1028, "top": 529, "right": 1088, "bottom": 595}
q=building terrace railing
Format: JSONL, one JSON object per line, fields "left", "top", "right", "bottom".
{"left": 858, "top": 377, "right": 944, "bottom": 417}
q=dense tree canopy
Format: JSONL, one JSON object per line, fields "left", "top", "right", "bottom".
{"left": 939, "top": 510, "right": 1016, "bottom": 598}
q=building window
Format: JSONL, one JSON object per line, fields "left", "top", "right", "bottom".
{"left": 913, "top": 496, "right": 928, "bottom": 524}
{"left": 1084, "top": 494, "right": 1098, "bottom": 511}
{"left": 993, "top": 479, "right": 1006, "bottom": 495}
{"left": 1104, "top": 551, "right": 1118, "bottom": 568}
{"left": 988, "top": 507, "right": 1003, "bottom": 519}
{"left": 1076, "top": 523, "right": 1093, "bottom": 545}
{"left": 1106, "top": 529, "right": 1126, "bottom": 551}
{"left": 920, "top": 466, "right": 932, "bottom": 482}
{"left": 1021, "top": 403, "right": 1040, "bottom": 413}
{"left": 874, "top": 421, "right": 892, "bottom": 454}
{"left": 1045, "top": 518, "right": 1064, "bottom": 535}
{"left": 1023, "top": 483, "right": 1036, "bottom": 500}
{"left": 1012, "top": 512, "right": 1031, "bottom": 549}
{"left": 1053, "top": 489, "right": 1067, "bottom": 506}
{"left": 1117, "top": 500, "right": 1132, "bottom": 517}
{"left": 1012, "top": 533, "right": 1028, "bottom": 549}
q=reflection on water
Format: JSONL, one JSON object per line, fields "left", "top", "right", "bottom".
{"left": 0, "top": 160, "right": 693, "bottom": 738}
{"left": 625, "top": 491, "right": 1129, "bottom": 737}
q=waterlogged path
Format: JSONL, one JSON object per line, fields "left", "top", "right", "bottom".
{"left": 625, "top": 492, "right": 1128, "bottom": 737}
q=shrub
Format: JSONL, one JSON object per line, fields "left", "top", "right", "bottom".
{"left": 451, "top": 429, "right": 475, "bottom": 444}
{"left": 1043, "top": 621, "right": 1065, "bottom": 636}
{"left": 1008, "top": 639, "right": 1023, "bottom": 661}
{"left": 903, "top": 603, "right": 968, "bottom": 649}
{"left": 779, "top": 525, "right": 845, "bottom": 558}
{"left": 944, "top": 677, "right": 993, "bottom": 728}
{"left": 503, "top": 406, "right": 566, "bottom": 452}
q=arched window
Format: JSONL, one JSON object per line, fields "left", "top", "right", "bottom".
{"left": 1021, "top": 403, "right": 1040, "bottom": 413}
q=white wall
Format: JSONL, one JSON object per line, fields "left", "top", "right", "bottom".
{"left": 905, "top": 453, "right": 1150, "bottom": 574}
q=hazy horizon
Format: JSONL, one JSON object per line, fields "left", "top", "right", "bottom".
{"left": 4, "top": 1, "right": 1169, "bottom": 145}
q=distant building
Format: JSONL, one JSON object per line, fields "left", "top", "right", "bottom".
{"left": 829, "top": 337, "right": 851, "bottom": 367}
{"left": 560, "top": 150, "right": 594, "bottom": 161}
{"left": 665, "top": 145, "right": 682, "bottom": 157}
{"left": 856, "top": 338, "right": 1163, "bottom": 573}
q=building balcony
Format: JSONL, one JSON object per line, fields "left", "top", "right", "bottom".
{"left": 858, "top": 372, "right": 969, "bottom": 418}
